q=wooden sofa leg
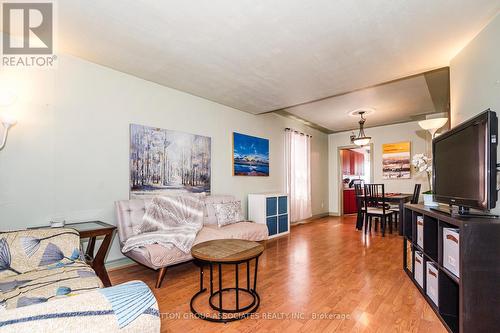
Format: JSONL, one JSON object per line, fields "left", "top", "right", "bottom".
{"left": 155, "top": 267, "right": 167, "bottom": 289}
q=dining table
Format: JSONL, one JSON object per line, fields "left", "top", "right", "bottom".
{"left": 355, "top": 193, "right": 413, "bottom": 235}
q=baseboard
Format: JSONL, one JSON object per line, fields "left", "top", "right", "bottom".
{"left": 105, "top": 257, "right": 137, "bottom": 271}
{"left": 291, "top": 212, "right": 330, "bottom": 225}
{"left": 329, "top": 212, "right": 341, "bottom": 217}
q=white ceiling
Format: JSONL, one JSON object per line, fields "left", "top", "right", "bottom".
{"left": 57, "top": 1, "right": 499, "bottom": 114}
{"left": 281, "top": 72, "right": 443, "bottom": 132}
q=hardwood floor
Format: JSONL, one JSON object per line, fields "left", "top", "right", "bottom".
{"left": 109, "top": 215, "right": 446, "bottom": 332}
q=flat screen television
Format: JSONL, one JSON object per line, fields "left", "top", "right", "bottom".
{"left": 433, "top": 109, "right": 498, "bottom": 212}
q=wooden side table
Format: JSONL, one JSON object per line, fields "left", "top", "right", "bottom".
{"left": 190, "top": 239, "right": 265, "bottom": 323}
{"left": 30, "top": 221, "right": 116, "bottom": 287}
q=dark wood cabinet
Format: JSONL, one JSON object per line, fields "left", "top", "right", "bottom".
{"left": 341, "top": 150, "right": 365, "bottom": 176}
{"left": 341, "top": 150, "right": 351, "bottom": 175}
{"left": 403, "top": 204, "right": 500, "bottom": 333}
{"left": 354, "top": 151, "right": 364, "bottom": 175}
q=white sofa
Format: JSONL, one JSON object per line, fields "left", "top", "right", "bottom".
{"left": 115, "top": 195, "right": 268, "bottom": 288}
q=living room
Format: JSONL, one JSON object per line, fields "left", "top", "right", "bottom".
{"left": 0, "top": 1, "right": 499, "bottom": 332}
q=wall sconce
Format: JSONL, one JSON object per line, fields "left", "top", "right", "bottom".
{"left": 0, "top": 114, "right": 17, "bottom": 150}
{"left": 0, "top": 88, "right": 18, "bottom": 151}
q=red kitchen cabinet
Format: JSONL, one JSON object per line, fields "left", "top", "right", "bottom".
{"left": 341, "top": 150, "right": 351, "bottom": 175}
{"left": 342, "top": 150, "right": 365, "bottom": 176}
{"left": 354, "top": 152, "right": 364, "bottom": 175}
{"left": 350, "top": 153, "right": 356, "bottom": 175}
{"left": 343, "top": 189, "right": 358, "bottom": 214}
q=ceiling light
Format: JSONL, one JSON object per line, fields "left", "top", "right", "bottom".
{"left": 351, "top": 111, "right": 371, "bottom": 146}
{"left": 353, "top": 137, "right": 371, "bottom": 146}
{"left": 348, "top": 108, "right": 375, "bottom": 117}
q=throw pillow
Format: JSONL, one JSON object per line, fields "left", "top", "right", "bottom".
{"left": 203, "top": 195, "right": 237, "bottom": 225}
{"left": 213, "top": 201, "right": 243, "bottom": 227}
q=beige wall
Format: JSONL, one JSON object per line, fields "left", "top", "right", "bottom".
{"left": 450, "top": 13, "right": 500, "bottom": 213}
{"left": 0, "top": 54, "right": 329, "bottom": 263}
{"left": 328, "top": 121, "right": 428, "bottom": 214}
{"left": 450, "top": 13, "right": 500, "bottom": 126}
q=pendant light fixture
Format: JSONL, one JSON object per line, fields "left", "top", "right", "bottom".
{"left": 351, "top": 111, "right": 371, "bottom": 146}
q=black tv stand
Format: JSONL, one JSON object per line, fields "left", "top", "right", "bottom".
{"left": 403, "top": 204, "right": 500, "bottom": 332}
{"left": 430, "top": 205, "right": 499, "bottom": 219}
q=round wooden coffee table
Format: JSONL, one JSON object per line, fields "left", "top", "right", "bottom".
{"left": 190, "top": 239, "right": 264, "bottom": 323}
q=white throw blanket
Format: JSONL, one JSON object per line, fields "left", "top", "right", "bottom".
{"left": 122, "top": 195, "right": 204, "bottom": 254}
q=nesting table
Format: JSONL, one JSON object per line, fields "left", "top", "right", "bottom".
{"left": 190, "top": 239, "right": 264, "bottom": 323}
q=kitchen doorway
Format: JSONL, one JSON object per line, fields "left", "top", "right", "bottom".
{"left": 338, "top": 144, "right": 373, "bottom": 215}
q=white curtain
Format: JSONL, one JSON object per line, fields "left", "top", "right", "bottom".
{"left": 285, "top": 129, "right": 312, "bottom": 222}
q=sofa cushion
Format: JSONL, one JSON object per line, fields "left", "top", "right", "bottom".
{"left": 115, "top": 195, "right": 239, "bottom": 244}
{"left": 203, "top": 195, "right": 237, "bottom": 225}
{"left": 116, "top": 195, "right": 268, "bottom": 271}
{"left": 0, "top": 228, "right": 81, "bottom": 279}
{"left": 115, "top": 199, "right": 153, "bottom": 247}
{"left": 0, "top": 262, "right": 102, "bottom": 310}
{"left": 115, "top": 194, "right": 207, "bottom": 247}
{"left": 0, "top": 280, "right": 159, "bottom": 332}
{"left": 129, "top": 226, "right": 227, "bottom": 269}
{"left": 207, "top": 222, "right": 269, "bottom": 241}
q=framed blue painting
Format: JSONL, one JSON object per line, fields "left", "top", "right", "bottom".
{"left": 233, "top": 132, "right": 269, "bottom": 176}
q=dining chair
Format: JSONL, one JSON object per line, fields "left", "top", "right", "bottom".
{"left": 410, "top": 184, "right": 422, "bottom": 204}
{"left": 390, "top": 184, "right": 421, "bottom": 227}
{"left": 364, "top": 184, "right": 393, "bottom": 236}
{"left": 354, "top": 183, "right": 364, "bottom": 230}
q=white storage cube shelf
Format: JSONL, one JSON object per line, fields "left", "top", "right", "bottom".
{"left": 443, "top": 228, "right": 460, "bottom": 277}
{"left": 414, "top": 251, "right": 424, "bottom": 289}
{"left": 248, "top": 193, "right": 289, "bottom": 238}
{"left": 426, "top": 262, "right": 439, "bottom": 307}
{"left": 416, "top": 216, "right": 424, "bottom": 249}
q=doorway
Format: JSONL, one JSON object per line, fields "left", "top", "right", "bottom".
{"left": 338, "top": 144, "right": 373, "bottom": 215}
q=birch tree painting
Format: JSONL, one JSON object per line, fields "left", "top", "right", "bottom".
{"left": 130, "top": 124, "right": 211, "bottom": 198}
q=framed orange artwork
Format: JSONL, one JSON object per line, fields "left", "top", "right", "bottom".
{"left": 382, "top": 141, "right": 411, "bottom": 179}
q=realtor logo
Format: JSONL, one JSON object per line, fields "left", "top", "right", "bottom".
{"left": 2, "top": 1, "right": 56, "bottom": 67}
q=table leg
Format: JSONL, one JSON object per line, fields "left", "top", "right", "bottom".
{"left": 355, "top": 198, "right": 363, "bottom": 230}
{"left": 91, "top": 233, "right": 113, "bottom": 287}
{"left": 86, "top": 236, "right": 96, "bottom": 259}
{"left": 218, "top": 263, "right": 223, "bottom": 319}
{"left": 235, "top": 263, "right": 239, "bottom": 311}
{"left": 398, "top": 199, "right": 404, "bottom": 236}
{"left": 381, "top": 216, "right": 385, "bottom": 237}
{"left": 199, "top": 264, "right": 204, "bottom": 292}
{"left": 190, "top": 258, "right": 261, "bottom": 323}
{"left": 253, "top": 257, "right": 259, "bottom": 291}
{"left": 210, "top": 263, "right": 213, "bottom": 296}
{"left": 246, "top": 261, "right": 250, "bottom": 290}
